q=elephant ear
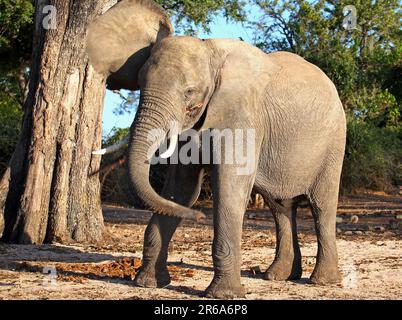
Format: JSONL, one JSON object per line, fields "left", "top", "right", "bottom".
{"left": 86, "top": 0, "right": 173, "bottom": 90}
{"left": 202, "top": 41, "right": 280, "bottom": 130}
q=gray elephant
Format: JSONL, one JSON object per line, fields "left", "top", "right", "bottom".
{"left": 87, "top": 0, "right": 346, "bottom": 298}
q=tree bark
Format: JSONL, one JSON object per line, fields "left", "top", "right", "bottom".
{"left": 0, "top": 0, "right": 116, "bottom": 244}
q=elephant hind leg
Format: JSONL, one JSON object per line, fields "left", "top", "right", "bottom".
{"left": 308, "top": 163, "right": 342, "bottom": 285}
{"left": 264, "top": 198, "right": 302, "bottom": 281}
{"left": 134, "top": 164, "right": 204, "bottom": 288}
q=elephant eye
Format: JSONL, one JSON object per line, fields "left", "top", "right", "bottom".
{"left": 184, "top": 87, "right": 197, "bottom": 99}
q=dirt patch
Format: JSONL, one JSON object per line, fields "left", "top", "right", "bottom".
{"left": 0, "top": 194, "right": 401, "bottom": 300}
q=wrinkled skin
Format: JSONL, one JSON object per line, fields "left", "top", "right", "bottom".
{"left": 87, "top": 0, "right": 346, "bottom": 298}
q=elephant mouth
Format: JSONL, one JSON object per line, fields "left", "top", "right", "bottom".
{"left": 186, "top": 103, "right": 203, "bottom": 118}
{"left": 186, "top": 103, "right": 209, "bottom": 131}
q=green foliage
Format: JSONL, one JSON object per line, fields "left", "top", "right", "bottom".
{"left": 343, "top": 118, "right": 402, "bottom": 192}
{"left": 158, "top": 0, "right": 247, "bottom": 34}
{"left": 102, "top": 127, "right": 130, "bottom": 146}
{"left": 0, "top": 0, "right": 33, "bottom": 175}
{"left": 0, "top": 0, "right": 34, "bottom": 66}
{"left": 0, "top": 92, "right": 23, "bottom": 174}
{"left": 349, "top": 87, "right": 401, "bottom": 128}
{"left": 0, "top": 0, "right": 33, "bottom": 98}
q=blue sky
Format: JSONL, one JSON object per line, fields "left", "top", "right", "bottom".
{"left": 102, "top": 8, "right": 262, "bottom": 136}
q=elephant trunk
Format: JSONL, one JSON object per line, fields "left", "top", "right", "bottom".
{"left": 128, "top": 97, "right": 205, "bottom": 221}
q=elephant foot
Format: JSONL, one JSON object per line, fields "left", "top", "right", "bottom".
{"left": 309, "top": 263, "right": 341, "bottom": 285}
{"left": 134, "top": 266, "right": 171, "bottom": 288}
{"left": 264, "top": 258, "right": 302, "bottom": 281}
{"left": 204, "top": 276, "right": 246, "bottom": 299}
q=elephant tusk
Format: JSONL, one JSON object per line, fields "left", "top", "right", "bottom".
{"left": 92, "top": 133, "right": 130, "bottom": 156}
{"left": 92, "top": 148, "right": 107, "bottom": 156}
{"left": 160, "top": 134, "right": 178, "bottom": 159}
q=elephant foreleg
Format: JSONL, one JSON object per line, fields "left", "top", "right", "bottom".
{"left": 134, "top": 164, "right": 204, "bottom": 288}
{"left": 205, "top": 164, "right": 255, "bottom": 299}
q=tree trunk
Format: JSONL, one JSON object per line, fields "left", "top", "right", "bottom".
{"left": 0, "top": 0, "right": 117, "bottom": 244}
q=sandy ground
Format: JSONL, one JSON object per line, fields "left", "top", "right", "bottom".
{"left": 0, "top": 193, "right": 401, "bottom": 300}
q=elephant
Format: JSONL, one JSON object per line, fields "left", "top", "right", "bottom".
{"left": 87, "top": 0, "right": 346, "bottom": 298}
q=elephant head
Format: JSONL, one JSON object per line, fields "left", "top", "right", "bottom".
{"left": 87, "top": 0, "right": 265, "bottom": 220}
